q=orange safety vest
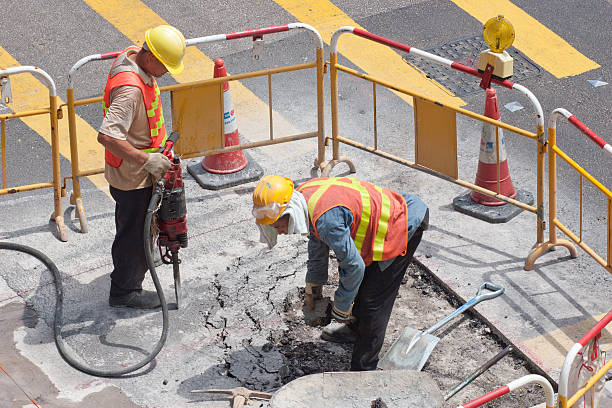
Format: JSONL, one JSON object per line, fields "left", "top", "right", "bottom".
{"left": 102, "top": 47, "right": 167, "bottom": 168}
{"left": 297, "top": 177, "right": 409, "bottom": 266}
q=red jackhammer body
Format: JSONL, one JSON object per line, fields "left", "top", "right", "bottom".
{"left": 156, "top": 131, "right": 187, "bottom": 306}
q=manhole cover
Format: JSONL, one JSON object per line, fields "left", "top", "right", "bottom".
{"left": 404, "top": 35, "right": 541, "bottom": 97}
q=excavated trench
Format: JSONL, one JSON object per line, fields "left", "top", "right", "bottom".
{"left": 199, "top": 237, "right": 547, "bottom": 408}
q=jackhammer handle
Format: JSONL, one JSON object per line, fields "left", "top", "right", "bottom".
{"left": 161, "top": 131, "right": 180, "bottom": 157}
{"left": 233, "top": 395, "right": 246, "bottom": 408}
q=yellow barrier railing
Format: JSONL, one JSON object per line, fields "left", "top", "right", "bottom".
{"left": 63, "top": 23, "right": 327, "bottom": 234}
{"left": 559, "top": 309, "right": 612, "bottom": 407}
{"left": 0, "top": 66, "right": 68, "bottom": 241}
{"left": 526, "top": 108, "right": 610, "bottom": 273}
{"left": 327, "top": 27, "right": 546, "bottom": 267}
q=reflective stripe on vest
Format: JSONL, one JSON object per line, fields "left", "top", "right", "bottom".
{"left": 102, "top": 47, "right": 167, "bottom": 167}
{"left": 298, "top": 177, "right": 406, "bottom": 263}
{"left": 304, "top": 178, "right": 372, "bottom": 253}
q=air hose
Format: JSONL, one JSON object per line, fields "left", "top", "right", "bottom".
{"left": 0, "top": 184, "right": 169, "bottom": 377}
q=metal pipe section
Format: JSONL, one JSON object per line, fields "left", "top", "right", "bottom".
{"left": 457, "top": 374, "right": 554, "bottom": 408}
{"left": 67, "top": 51, "right": 121, "bottom": 89}
{"left": 445, "top": 346, "right": 513, "bottom": 401}
{"left": 0, "top": 108, "right": 52, "bottom": 120}
{"left": 551, "top": 107, "right": 612, "bottom": 158}
{"left": 186, "top": 23, "right": 324, "bottom": 50}
{"left": 181, "top": 131, "right": 318, "bottom": 160}
{"left": 0, "top": 66, "right": 56, "bottom": 96}
{"left": 508, "top": 375, "right": 555, "bottom": 408}
{"left": 0, "top": 182, "right": 54, "bottom": 195}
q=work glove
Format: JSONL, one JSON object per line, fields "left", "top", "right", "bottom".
{"left": 331, "top": 302, "right": 356, "bottom": 324}
{"left": 143, "top": 152, "right": 171, "bottom": 180}
{"left": 305, "top": 283, "right": 322, "bottom": 311}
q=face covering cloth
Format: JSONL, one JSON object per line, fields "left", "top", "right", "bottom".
{"left": 257, "top": 190, "right": 309, "bottom": 249}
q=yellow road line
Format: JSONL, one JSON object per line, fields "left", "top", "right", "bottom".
{"left": 451, "top": 0, "right": 600, "bottom": 78}
{"left": 274, "top": 0, "right": 465, "bottom": 107}
{"left": 84, "top": 0, "right": 303, "bottom": 148}
{"left": 0, "top": 46, "right": 108, "bottom": 193}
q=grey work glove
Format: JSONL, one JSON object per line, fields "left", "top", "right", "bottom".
{"left": 305, "top": 283, "right": 323, "bottom": 311}
{"left": 143, "top": 152, "right": 171, "bottom": 180}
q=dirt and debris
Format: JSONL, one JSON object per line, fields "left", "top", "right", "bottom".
{"left": 267, "top": 258, "right": 547, "bottom": 408}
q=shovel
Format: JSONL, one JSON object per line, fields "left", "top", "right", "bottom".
{"left": 378, "top": 281, "right": 504, "bottom": 371}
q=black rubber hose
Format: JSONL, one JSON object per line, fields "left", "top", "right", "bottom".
{"left": 0, "top": 185, "right": 169, "bottom": 377}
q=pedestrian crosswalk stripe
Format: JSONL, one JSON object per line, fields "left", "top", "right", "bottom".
{"left": 274, "top": 0, "right": 465, "bottom": 107}
{"left": 83, "top": 0, "right": 311, "bottom": 158}
{"left": 451, "top": 0, "right": 600, "bottom": 78}
{"left": 0, "top": 45, "right": 108, "bottom": 193}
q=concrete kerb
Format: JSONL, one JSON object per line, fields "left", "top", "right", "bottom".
{"left": 411, "top": 256, "right": 558, "bottom": 390}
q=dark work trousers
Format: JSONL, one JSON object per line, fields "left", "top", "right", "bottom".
{"left": 350, "top": 227, "right": 424, "bottom": 371}
{"left": 109, "top": 185, "right": 152, "bottom": 297}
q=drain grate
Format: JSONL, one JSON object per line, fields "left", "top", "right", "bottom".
{"left": 404, "top": 35, "right": 541, "bottom": 97}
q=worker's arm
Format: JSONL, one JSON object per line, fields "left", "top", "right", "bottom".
{"left": 401, "top": 193, "right": 429, "bottom": 239}
{"left": 315, "top": 207, "right": 365, "bottom": 317}
{"left": 97, "top": 132, "right": 148, "bottom": 165}
{"left": 98, "top": 85, "right": 170, "bottom": 178}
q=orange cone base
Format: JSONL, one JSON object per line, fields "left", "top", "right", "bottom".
{"left": 470, "top": 161, "right": 517, "bottom": 206}
{"left": 201, "top": 130, "right": 248, "bottom": 174}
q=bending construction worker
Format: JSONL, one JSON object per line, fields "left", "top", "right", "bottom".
{"left": 252, "top": 176, "right": 428, "bottom": 371}
{"left": 97, "top": 25, "right": 186, "bottom": 309}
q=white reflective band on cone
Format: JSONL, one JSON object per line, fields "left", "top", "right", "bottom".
{"left": 223, "top": 87, "right": 237, "bottom": 133}
{"left": 479, "top": 124, "right": 508, "bottom": 164}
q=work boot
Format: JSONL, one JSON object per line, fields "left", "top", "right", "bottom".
{"left": 320, "top": 322, "right": 358, "bottom": 343}
{"left": 109, "top": 290, "right": 162, "bottom": 309}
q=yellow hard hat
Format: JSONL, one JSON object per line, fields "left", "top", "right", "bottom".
{"left": 252, "top": 175, "right": 294, "bottom": 225}
{"left": 144, "top": 25, "right": 186, "bottom": 75}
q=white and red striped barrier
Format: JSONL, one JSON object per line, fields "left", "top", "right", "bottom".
{"left": 330, "top": 26, "right": 544, "bottom": 130}
{"left": 456, "top": 374, "right": 555, "bottom": 408}
{"left": 549, "top": 108, "right": 612, "bottom": 159}
{"left": 558, "top": 309, "right": 612, "bottom": 407}
{"left": 68, "top": 23, "right": 324, "bottom": 89}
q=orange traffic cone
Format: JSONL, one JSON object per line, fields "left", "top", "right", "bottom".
{"left": 470, "top": 88, "right": 517, "bottom": 205}
{"left": 201, "top": 58, "right": 249, "bottom": 174}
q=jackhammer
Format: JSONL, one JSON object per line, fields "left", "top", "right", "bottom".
{"left": 149, "top": 130, "right": 188, "bottom": 307}
{"left": 0, "top": 131, "right": 186, "bottom": 377}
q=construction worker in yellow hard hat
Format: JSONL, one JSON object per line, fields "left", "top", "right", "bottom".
{"left": 97, "top": 25, "right": 186, "bottom": 309}
{"left": 252, "top": 175, "right": 429, "bottom": 371}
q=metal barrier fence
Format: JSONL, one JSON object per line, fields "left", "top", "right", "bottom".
{"left": 0, "top": 66, "right": 68, "bottom": 241}
{"left": 459, "top": 310, "right": 611, "bottom": 407}
{"left": 63, "top": 23, "right": 326, "bottom": 234}
{"left": 526, "top": 109, "right": 611, "bottom": 273}
{"left": 558, "top": 309, "right": 612, "bottom": 407}
{"left": 326, "top": 27, "right": 546, "bottom": 268}
{"left": 456, "top": 374, "right": 555, "bottom": 408}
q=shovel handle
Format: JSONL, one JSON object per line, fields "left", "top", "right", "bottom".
{"left": 424, "top": 282, "right": 504, "bottom": 335}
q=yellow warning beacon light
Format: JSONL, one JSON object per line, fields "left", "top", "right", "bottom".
{"left": 477, "top": 15, "right": 515, "bottom": 79}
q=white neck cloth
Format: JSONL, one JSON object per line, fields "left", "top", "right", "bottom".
{"left": 257, "top": 190, "right": 309, "bottom": 249}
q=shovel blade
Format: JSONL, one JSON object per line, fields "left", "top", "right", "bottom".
{"left": 378, "top": 327, "right": 440, "bottom": 371}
